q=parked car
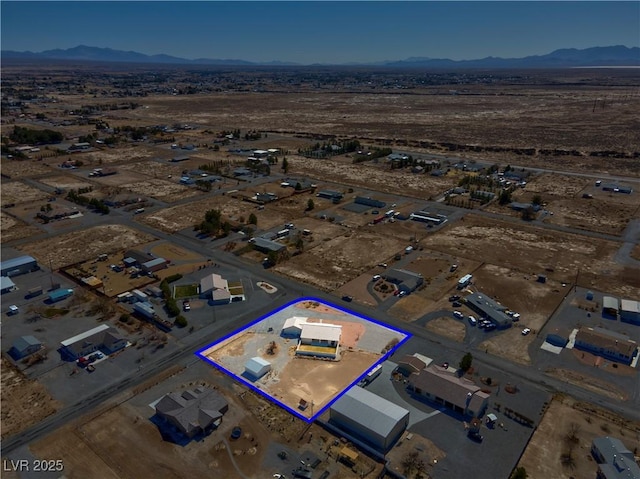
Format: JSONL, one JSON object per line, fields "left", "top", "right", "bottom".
{"left": 485, "top": 323, "right": 496, "bottom": 331}
{"left": 521, "top": 328, "right": 531, "bottom": 336}
{"left": 453, "top": 311, "right": 464, "bottom": 319}
{"left": 341, "top": 295, "right": 353, "bottom": 302}
{"left": 183, "top": 300, "right": 191, "bottom": 311}
{"left": 372, "top": 275, "right": 381, "bottom": 281}
{"left": 452, "top": 301, "right": 462, "bottom": 307}
{"left": 448, "top": 295, "right": 460, "bottom": 302}
{"left": 468, "top": 430, "right": 484, "bottom": 443}
{"left": 468, "top": 315, "right": 477, "bottom": 326}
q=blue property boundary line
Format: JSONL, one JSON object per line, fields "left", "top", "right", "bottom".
{"left": 195, "top": 296, "right": 411, "bottom": 422}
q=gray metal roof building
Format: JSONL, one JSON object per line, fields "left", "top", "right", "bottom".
{"left": 591, "top": 436, "right": 640, "bottom": 479}
{"left": 354, "top": 196, "right": 386, "bottom": 208}
{"left": 329, "top": 386, "right": 409, "bottom": 451}
{"left": 251, "top": 237, "right": 285, "bottom": 253}
{"left": 1, "top": 255, "right": 39, "bottom": 277}
{"left": 9, "top": 335, "right": 42, "bottom": 360}
{"left": 465, "top": 293, "right": 512, "bottom": 329}
{"left": 317, "top": 190, "right": 343, "bottom": 200}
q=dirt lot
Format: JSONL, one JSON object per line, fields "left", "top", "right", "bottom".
{"left": 517, "top": 394, "right": 640, "bottom": 479}
{"left": 0, "top": 358, "right": 60, "bottom": 439}
{"left": 122, "top": 178, "right": 200, "bottom": 202}
{"left": 385, "top": 431, "right": 446, "bottom": 479}
{"left": 18, "top": 225, "right": 155, "bottom": 270}
{"left": 205, "top": 332, "right": 381, "bottom": 419}
{"left": 275, "top": 229, "right": 408, "bottom": 291}
{"left": 38, "top": 174, "right": 95, "bottom": 191}
{"left": 1, "top": 181, "right": 51, "bottom": 205}
{"left": 71, "top": 145, "right": 158, "bottom": 166}
{"left": 424, "top": 316, "right": 466, "bottom": 342}
{"left": 0, "top": 210, "right": 42, "bottom": 241}
{"left": 421, "top": 214, "right": 640, "bottom": 298}
{"left": 290, "top": 155, "right": 454, "bottom": 200}
{"left": 506, "top": 173, "right": 640, "bottom": 235}
{"left": 128, "top": 83, "right": 640, "bottom": 175}
{"left": 141, "top": 194, "right": 279, "bottom": 233}
{"left": 1, "top": 159, "right": 54, "bottom": 178}
{"left": 268, "top": 349, "right": 380, "bottom": 418}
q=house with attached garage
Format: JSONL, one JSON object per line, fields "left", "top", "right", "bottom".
{"left": 408, "top": 364, "right": 490, "bottom": 418}
{"left": 155, "top": 386, "right": 229, "bottom": 439}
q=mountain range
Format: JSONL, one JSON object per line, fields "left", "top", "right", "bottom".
{"left": 2, "top": 45, "right": 639, "bottom": 68}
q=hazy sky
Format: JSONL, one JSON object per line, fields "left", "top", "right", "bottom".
{"left": 1, "top": 1, "right": 638, "bottom": 64}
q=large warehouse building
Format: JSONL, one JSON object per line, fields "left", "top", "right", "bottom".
{"left": 329, "top": 386, "right": 409, "bottom": 451}
{"left": 1, "top": 255, "right": 39, "bottom": 277}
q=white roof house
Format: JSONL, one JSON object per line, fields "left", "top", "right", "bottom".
{"left": 300, "top": 322, "right": 342, "bottom": 343}
{"left": 244, "top": 357, "right": 271, "bottom": 380}
{"left": 330, "top": 386, "right": 409, "bottom": 451}
{"left": 282, "top": 316, "right": 308, "bottom": 336}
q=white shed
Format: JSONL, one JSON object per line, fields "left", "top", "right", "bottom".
{"left": 244, "top": 357, "right": 271, "bottom": 380}
{"left": 281, "top": 316, "right": 308, "bottom": 337}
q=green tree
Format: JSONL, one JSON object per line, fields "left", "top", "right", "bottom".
{"left": 248, "top": 213, "right": 258, "bottom": 225}
{"left": 521, "top": 206, "right": 536, "bottom": 221}
{"left": 510, "top": 467, "right": 528, "bottom": 479}
{"left": 531, "top": 194, "right": 543, "bottom": 206}
{"left": 459, "top": 352, "right": 473, "bottom": 372}
{"left": 499, "top": 189, "right": 512, "bottom": 205}
{"left": 306, "top": 199, "right": 315, "bottom": 211}
{"left": 266, "top": 250, "right": 279, "bottom": 266}
{"left": 282, "top": 157, "right": 289, "bottom": 174}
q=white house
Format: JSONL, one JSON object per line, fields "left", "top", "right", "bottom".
{"left": 296, "top": 322, "right": 342, "bottom": 360}
{"left": 281, "top": 316, "right": 308, "bottom": 337}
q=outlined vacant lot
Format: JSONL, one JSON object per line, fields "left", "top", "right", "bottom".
{"left": 18, "top": 225, "right": 155, "bottom": 270}
{"left": 197, "top": 297, "right": 410, "bottom": 420}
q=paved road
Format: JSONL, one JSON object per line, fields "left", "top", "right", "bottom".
{"left": 2, "top": 152, "right": 639, "bottom": 455}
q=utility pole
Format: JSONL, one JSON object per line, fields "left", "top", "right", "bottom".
{"left": 49, "top": 257, "right": 55, "bottom": 290}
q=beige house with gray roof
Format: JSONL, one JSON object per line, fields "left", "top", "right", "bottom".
{"left": 408, "top": 364, "right": 489, "bottom": 418}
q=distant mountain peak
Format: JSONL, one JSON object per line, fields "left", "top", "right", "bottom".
{"left": 1, "top": 44, "right": 638, "bottom": 68}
